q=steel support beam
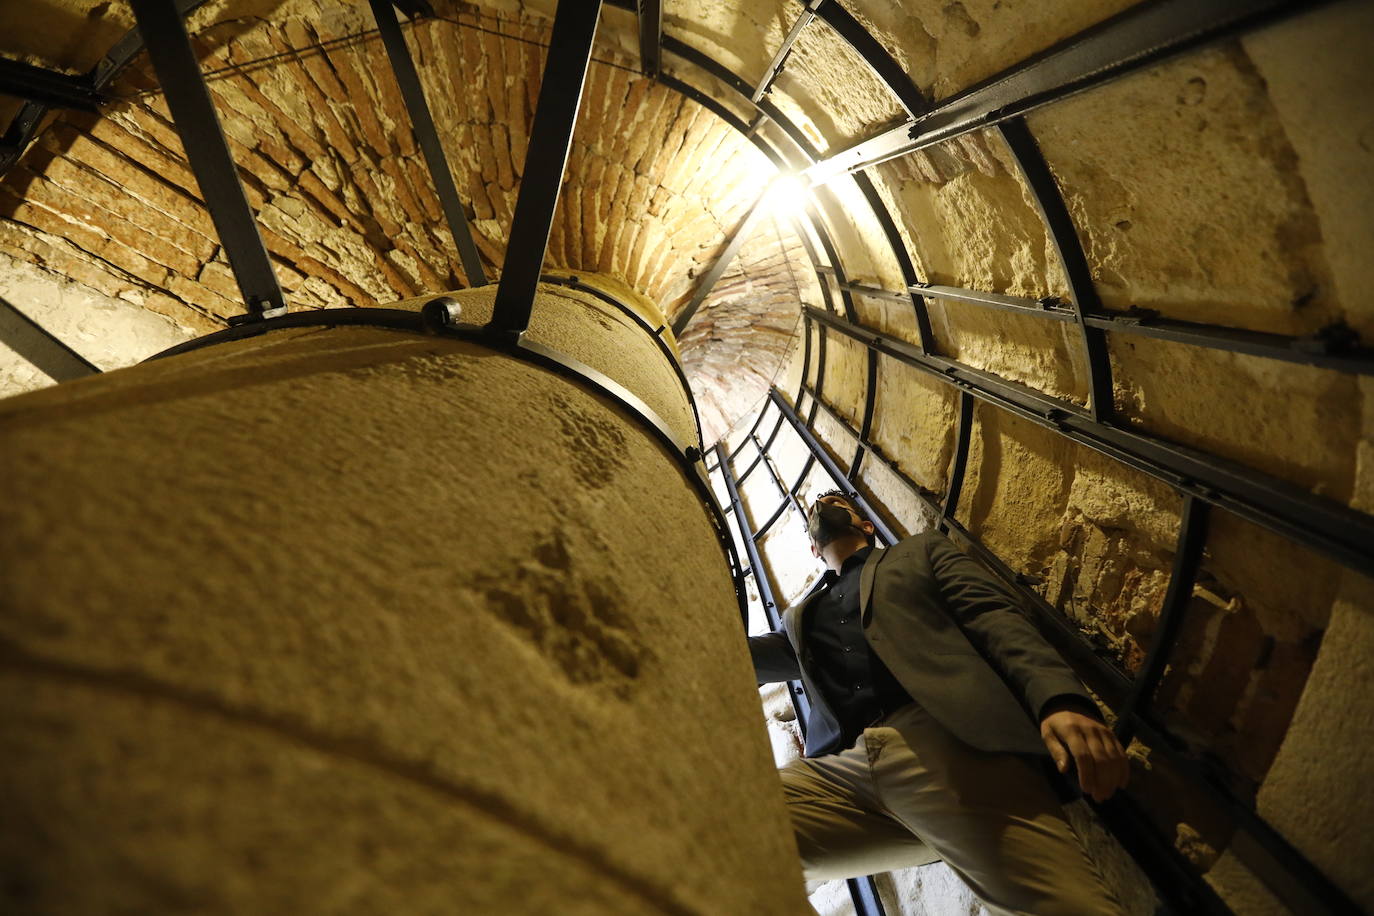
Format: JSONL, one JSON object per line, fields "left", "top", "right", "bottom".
{"left": 851, "top": 344, "right": 877, "bottom": 476}
{"left": 915, "top": 283, "right": 1077, "bottom": 321}
{"left": 0, "top": 58, "right": 106, "bottom": 111}
{"left": 940, "top": 392, "right": 975, "bottom": 531}
{"left": 821, "top": 272, "right": 910, "bottom": 304}
{"left": 636, "top": 0, "right": 662, "bottom": 77}
{"left": 2, "top": 0, "right": 211, "bottom": 174}
{"left": 0, "top": 296, "right": 101, "bottom": 381}
{"left": 714, "top": 441, "right": 809, "bottom": 722}
{"left": 920, "top": 281, "right": 1374, "bottom": 373}
{"left": 1115, "top": 495, "right": 1209, "bottom": 746}
{"left": 805, "top": 303, "right": 1374, "bottom": 578}
{"left": 807, "top": 0, "right": 925, "bottom": 118}
{"left": 805, "top": 0, "right": 1333, "bottom": 183}
{"left": 1084, "top": 312, "right": 1374, "bottom": 374}
{"left": 768, "top": 387, "right": 898, "bottom": 546}
{"left": 369, "top": 0, "right": 488, "bottom": 286}
{"left": 998, "top": 118, "right": 1115, "bottom": 421}
{"left": 845, "top": 875, "right": 887, "bottom": 916}
{"left": 128, "top": 0, "right": 286, "bottom": 319}
{"left": 751, "top": 0, "right": 823, "bottom": 103}
{"left": 672, "top": 189, "right": 770, "bottom": 338}
{"left": 490, "top": 0, "right": 602, "bottom": 339}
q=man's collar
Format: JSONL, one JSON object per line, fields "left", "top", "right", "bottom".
{"left": 839, "top": 544, "right": 873, "bottom": 575}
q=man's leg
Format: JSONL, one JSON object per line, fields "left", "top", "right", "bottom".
{"left": 779, "top": 734, "right": 940, "bottom": 882}
{"left": 869, "top": 704, "right": 1122, "bottom": 916}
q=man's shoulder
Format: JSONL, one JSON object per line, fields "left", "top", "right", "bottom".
{"left": 889, "top": 529, "right": 949, "bottom": 554}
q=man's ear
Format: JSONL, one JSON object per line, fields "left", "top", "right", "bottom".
{"left": 861, "top": 521, "right": 876, "bottom": 539}
{"left": 810, "top": 541, "right": 821, "bottom": 559}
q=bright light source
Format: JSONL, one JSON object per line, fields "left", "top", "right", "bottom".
{"left": 761, "top": 173, "right": 812, "bottom": 219}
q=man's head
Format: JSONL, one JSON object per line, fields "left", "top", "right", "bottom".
{"left": 806, "top": 490, "right": 876, "bottom": 571}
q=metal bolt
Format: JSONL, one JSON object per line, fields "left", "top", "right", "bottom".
{"left": 421, "top": 296, "right": 462, "bottom": 331}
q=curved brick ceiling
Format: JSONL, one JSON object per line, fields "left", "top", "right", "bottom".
{"left": 0, "top": 0, "right": 823, "bottom": 441}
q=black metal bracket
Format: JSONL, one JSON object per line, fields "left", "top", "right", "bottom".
{"left": 1, "top": 0, "right": 212, "bottom": 175}
{"left": 672, "top": 188, "right": 771, "bottom": 338}
{"left": 1115, "top": 495, "right": 1210, "bottom": 746}
{"left": 0, "top": 58, "right": 108, "bottom": 111}
{"left": 636, "top": 0, "right": 662, "bottom": 78}
{"left": 369, "top": 0, "right": 489, "bottom": 287}
{"left": 491, "top": 0, "right": 602, "bottom": 337}
{"left": 128, "top": 0, "right": 287, "bottom": 320}
{"left": 750, "top": 0, "right": 824, "bottom": 103}
{"left": 0, "top": 295, "right": 101, "bottom": 382}
{"left": 940, "top": 391, "right": 975, "bottom": 531}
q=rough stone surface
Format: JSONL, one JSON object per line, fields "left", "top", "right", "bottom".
{"left": 0, "top": 288, "right": 809, "bottom": 913}
{"left": 0, "top": 251, "right": 197, "bottom": 397}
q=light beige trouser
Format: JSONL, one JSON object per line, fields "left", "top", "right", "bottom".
{"left": 779, "top": 703, "right": 1122, "bottom": 916}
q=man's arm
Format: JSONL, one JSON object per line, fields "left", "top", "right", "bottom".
{"left": 748, "top": 631, "right": 802, "bottom": 684}
{"left": 924, "top": 532, "right": 1129, "bottom": 802}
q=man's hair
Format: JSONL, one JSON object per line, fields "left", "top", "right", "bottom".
{"left": 814, "top": 488, "right": 876, "bottom": 546}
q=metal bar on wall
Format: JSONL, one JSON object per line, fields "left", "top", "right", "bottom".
{"left": 1114, "top": 494, "right": 1209, "bottom": 746}
{"left": 0, "top": 58, "right": 106, "bottom": 110}
{"left": 2, "top": 0, "right": 212, "bottom": 175}
{"left": 0, "top": 296, "right": 101, "bottom": 381}
{"left": 768, "top": 387, "right": 898, "bottom": 546}
{"left": 763, "top": 10, "right": 938, "bottom": 352}
{"left": 636, "top": 0, "right": 661, "bottom": 77}
{"left": 997, "top": 117, "right": 1115, "bottom": 421}
{"left": 804, "top": 0, "right": 1333, "bottom": 182}
{"left": 128, "top": 0, "right": 286, "bottom": 319}
{"left": 714, "top": 441, "right": 810, "bottom": 727}
{"left": 490, "top": 0, "right": 602, "bottom": 339}
{"left": 917, "top": 282, "right": 1374, "bottom": 374}
{"left": 807, "top": 0, "right": 924, "bottom": 118}
{"left": 916, "top": 283, "right": 1078, "bottom": 321}
{"left": 751, "top": 0, "right": 822, "bottom": 103}
{"left": 805, "top": 304, "right": 1374, "bottom": 578}
{"left": 1084, "top": 312, "right": 1374, "bottom": 374}
{"left": 672, "top": 190, "right": 771, "bottom": 337}
{"left": 851, "top": 345, "right": 878, "bottom": 476}
{"left": 1126, "top": 715, "right": 1362, "bottom": 915}
{"left": 940, "top": 391, "right": 975, "bottom": 531}
{"left": 368, "top": 0, "right": 488, "bottom": 286}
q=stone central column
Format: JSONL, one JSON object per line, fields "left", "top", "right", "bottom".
{"left": 0, "top": 276, "right": 808, "bottom": 914}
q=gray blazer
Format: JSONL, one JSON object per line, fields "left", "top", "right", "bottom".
{"left": 749, "top": 530, "right": 1092, "bottom": 758}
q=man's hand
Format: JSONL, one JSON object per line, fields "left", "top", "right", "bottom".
{"left": 1040, "top": 702, "right": 1129, "bottom": 803}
